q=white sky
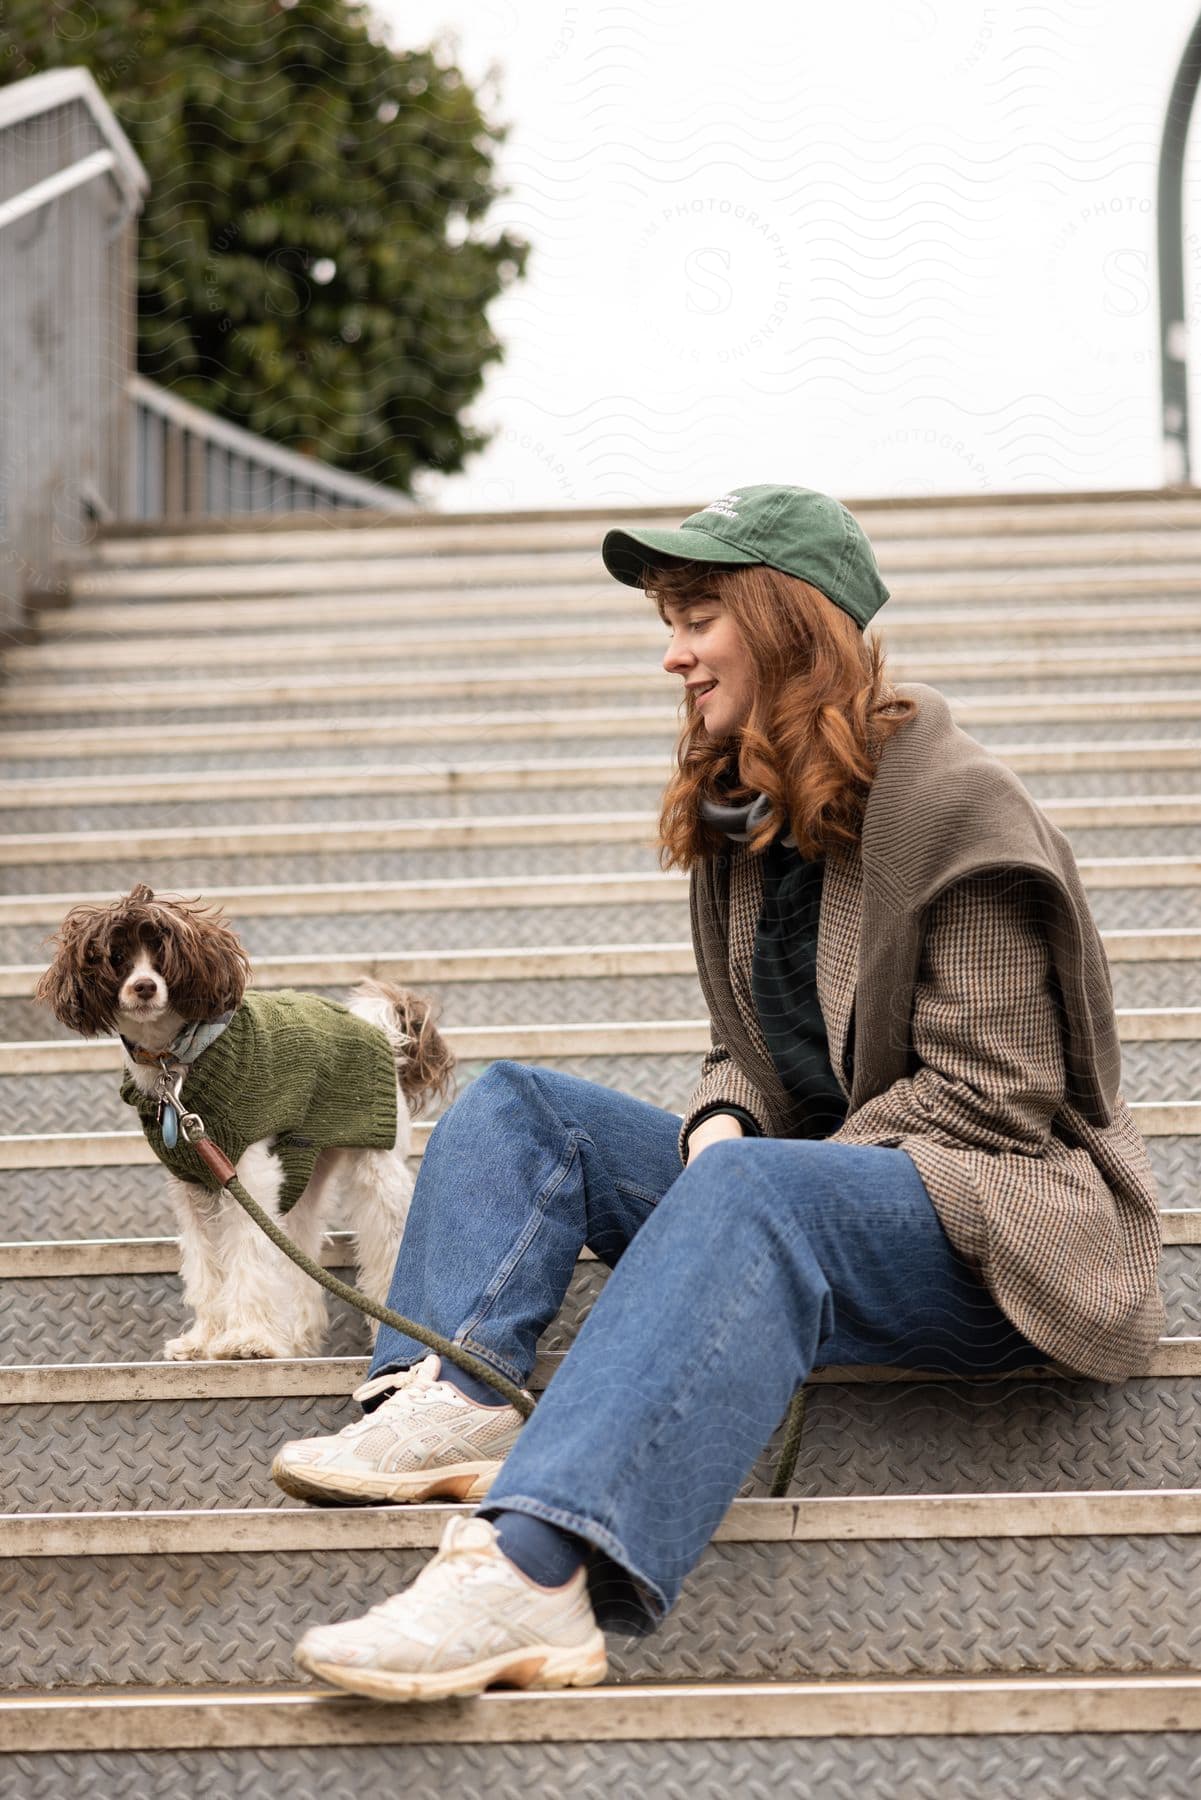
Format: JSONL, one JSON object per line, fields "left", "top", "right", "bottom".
{"left": 370, "top": 0, "right": 1201, "bottom": 511}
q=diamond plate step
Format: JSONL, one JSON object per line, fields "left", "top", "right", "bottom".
{"left": 0, "top": 1253, "right": 606, "bottom": 1366}
{"left": 1, "top": 1493, "right": 1200, "bottom": 1690}
{"left": 0, "top": 782, "right": 672, "bottom": 835}
{"left": 0, "top": 1239, "right": 1194, "bottom": 1365}
{"left": 0, "top": 1213, "right": 1198, "bottom": 1358}
{"left": 0, "top": 902, "right": 693, "bottom": 967}
{"left": 7, "top": 961, "right": 1201, "bottom": 1040}
{"left": 6, "top": 694, "right": 1201, "bottom": 778}
{"left": 32, "top": 585, "right": 1201, "bottom": 648}
{"left": 0, "top": 971, "right": 707, "bottom": 1043}
{"left": 4, "top": 1008, "right": 1200, "bottom": 1089}
{"left": 79, "top": 489, "right": 1201, "bottom": 549}
{"left": 76, "top": 500, "right": 1201, "bottom": 562}
{"left": 7, "top": 795, "right": 1201, "bottom": 864}
{"left": 7, "top": 746, "right": 1201, "bottom": 835}
{"left": 0, "top": 1053, "right": 692, "bottom": 1179}
{"left": 4, "top": 1032, "right": 1199, "bottom": 1173}
{"left": 6, "top": 1131, "right": 1197, "bottom": 1244}
{"left": 6, "top": 799, "right": 1201, "bottom": 893}
{"left": 0, "top": 843, "right": 664, "bottom": 896}
{"left": 4, "top": 922, "right": 1201, "bottom": 1027}
{"left": 0, "top": 861, "right": 1196, "bottom": 964}
{"left": 63, "top": 539, "right": 1201, "bottom": 595}
{"left": 5, "top": 1725, "right": 1201, "bottom": 1800}
{"left": 17, "top": 609, "right": 1201, "bottom": 690}
{"left": 0, "top": 735, "right": 681, "bottom": 783}
{"left": 0, "top": 940, "right": 699, "bottom": 995}
{"left": 0, "top": 704, "right": 680, "bottom": 774}
{"left": 3, "top": 1086, "right": 1197, "bottom": 1156}
{"left": 6, "top": 654, "right": 1201, "bottom": 730}
{"left": 1, "top": 1353, "right": 1201, "bottom": 1512}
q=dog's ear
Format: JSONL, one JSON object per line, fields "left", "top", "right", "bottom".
{"left": 157, "top": 898, "right": 252, "bottom": 1020}
{"left": 33, "top": 906, "right": 119, "bottom": 1036}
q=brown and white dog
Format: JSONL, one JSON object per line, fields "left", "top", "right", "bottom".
{"left": 35, "top": 884, "right": 454, "bottom": 1361}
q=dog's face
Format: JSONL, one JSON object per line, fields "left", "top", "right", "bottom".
{"left": 34, "top": 883, "right": 252, "bottom": 1041}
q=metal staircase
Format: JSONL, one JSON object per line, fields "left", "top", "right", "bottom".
{"left": 2, "top": 490, "right": 1201, "bottom": 1794}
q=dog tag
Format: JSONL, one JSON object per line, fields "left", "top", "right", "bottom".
{"left": 162, "top": 1101, "right": 180, "bottom": 1150}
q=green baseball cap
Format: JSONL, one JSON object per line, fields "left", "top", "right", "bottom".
{"left": 600, "top": 483, "right": 890, "bottom": 630}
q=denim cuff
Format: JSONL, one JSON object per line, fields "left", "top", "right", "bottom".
{"left": 476, "top": 1490, "right": 669, "bottom": 1637}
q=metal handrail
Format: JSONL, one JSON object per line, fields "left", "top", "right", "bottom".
{"left": 0, "top": 149, "right": 120, "bottom": 234}
{"left": 0, "top": 65, "right": 409, "bottom": 628}
{"left": 1158, "top": 14, "right": 1201, "bottom": 483}
{"left": 0, "top": 66, "right": 148, "bottom": 209}
{"left": 130, "top": 375, "right": 410, "bottom": 518}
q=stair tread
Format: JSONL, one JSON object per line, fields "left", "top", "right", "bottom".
{"left": 6, "top": 1669, "right": 1201, "bottom": 1754}
{"left": 5, "top": 1489, "right": 1201, "bottom": 1555}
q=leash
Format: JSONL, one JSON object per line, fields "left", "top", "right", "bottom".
{"left": 155, "top": 1073, "right": 533, "bottom": 1418}
{"left": 154, "top": 1067, "right": 807, "bottom": 1477}
{"left": 770, "top": 1388, "right": 806, "bottom": 1497}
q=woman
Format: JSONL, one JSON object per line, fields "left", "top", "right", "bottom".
{"left": 275, "top": 483, "right": 1165, "bottom": 1704}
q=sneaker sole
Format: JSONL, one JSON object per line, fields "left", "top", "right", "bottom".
{"left": 294, "top": 1630, "right": 609, "bottom": 1702}
{"left": 271, "top": 1454, "right": 506, "bottom": 1506}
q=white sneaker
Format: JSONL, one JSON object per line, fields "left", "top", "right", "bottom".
{"left": 294, "top": 1514, "right": 608, "bottom": 1701}
{"left": 271, "top": 1356, "right": 526, "bottom": 1505}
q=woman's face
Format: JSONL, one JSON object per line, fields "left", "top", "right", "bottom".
{"left": 661, "top": 593, "right": 755, "bottom": 738}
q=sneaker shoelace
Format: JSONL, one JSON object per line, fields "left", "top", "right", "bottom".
{"left": 372, "top": 1534, "right": 503, "bottom": 1621}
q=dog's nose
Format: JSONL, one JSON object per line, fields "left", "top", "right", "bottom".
{"left": 130, "top": 978, "right": 158, "bottom": 1000}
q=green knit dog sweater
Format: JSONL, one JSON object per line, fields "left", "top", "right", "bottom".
{"left": 121, "top": 989, "right": 399, "bottom": 1214}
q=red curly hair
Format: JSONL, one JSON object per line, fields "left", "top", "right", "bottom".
{"left": 649, "top": 560, "right": 917, "bottom": 868}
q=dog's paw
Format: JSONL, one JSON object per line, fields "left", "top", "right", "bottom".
{"left": 203, "top": 1329, "right": 298, "bottom": 1361}
{"left": 162, "top": 1331, "right": 212, "bottom": 1361}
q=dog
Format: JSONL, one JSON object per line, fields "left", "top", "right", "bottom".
{"left": 34, "top": 884, "right": 454, "bottom": 1362}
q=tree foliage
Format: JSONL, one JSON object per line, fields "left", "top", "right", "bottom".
{"left": 2, "top": 0, "right": 528, "bottom": 490}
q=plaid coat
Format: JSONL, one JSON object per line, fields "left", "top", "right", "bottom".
{"left": 685, "top": 683, "right": 1165, "bottom": 1383}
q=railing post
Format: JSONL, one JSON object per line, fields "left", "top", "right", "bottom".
{"left": 162, "top": 418, "right": 185, "bottom": 519}
{"left": 1158, "top": 14, "right": 1201, "bottom": 485}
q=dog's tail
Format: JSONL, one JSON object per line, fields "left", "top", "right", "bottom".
{"left": 348, "top": 979, "right": 456, "bottom": 1116}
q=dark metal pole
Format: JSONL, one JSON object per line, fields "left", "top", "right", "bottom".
{"left": 1158, "top": 13, "right": 1201, "bottom": 484}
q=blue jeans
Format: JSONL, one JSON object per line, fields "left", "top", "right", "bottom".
{"left": 368, "top": 1061, "right": 1046, "bottom": 1635}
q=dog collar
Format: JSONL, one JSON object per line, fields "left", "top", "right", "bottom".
{"left": 120, "top": 1014, "right": 234, "bottom": 1149}
{"left": 120, "top": 1012, "right": 234, "bottom": 1069}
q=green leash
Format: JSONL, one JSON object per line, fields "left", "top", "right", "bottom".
{"left": 770, "top": 1387, "right": 807, "bottom": 1496}
{"left": 186, "top": 1127, "right": 533, "bottom": 1417}
{"left": 185, "top": 1121, "right": 806, "bottom": 1484}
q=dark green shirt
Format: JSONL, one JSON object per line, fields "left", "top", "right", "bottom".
{"left": 750, "top": 836, "right": 850, "bottom": 1137}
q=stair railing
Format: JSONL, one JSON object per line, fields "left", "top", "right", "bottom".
{"left": 130, "top": 374, "right": 410, "bottom": 520}
{"left": 0, "top": 66, "right": 147, "bottom": 641}
{"left": 0, "top": 65, "right": 411, "bottom": 645}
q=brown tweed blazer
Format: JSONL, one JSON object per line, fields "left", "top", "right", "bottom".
{"left": 685, "top": 682, "right": 1165, "bottom": 1383}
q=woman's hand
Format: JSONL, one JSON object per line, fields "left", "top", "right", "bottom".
{"left": 686, "top": 1112, "right": 745, "bottom": 1161}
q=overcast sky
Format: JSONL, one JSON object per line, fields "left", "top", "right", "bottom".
{"left": 371, "top": 0, "right": 1201, "bottom": 512}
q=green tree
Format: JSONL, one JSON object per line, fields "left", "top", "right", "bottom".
{"left": 2, "top": 0, "right": 528, "bottom": 491}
